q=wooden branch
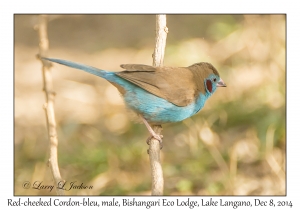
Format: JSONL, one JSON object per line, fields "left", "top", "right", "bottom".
{"left": 153, "top": 15, "right": 168, "bottom": 67}
{"left": 149, "top": 14, "right": 168, "bottom": 195}
{"left": 36, "top": 15, "right": 64, "bottom": 195}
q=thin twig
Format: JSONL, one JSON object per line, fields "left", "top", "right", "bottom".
{"left": 149, "top": 14, "right": 168, "bottom": 195}
{"left": 36, "top": 15, "right": 64, "bottom": 195}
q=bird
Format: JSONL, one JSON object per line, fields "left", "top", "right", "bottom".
{"left": 42, "top": 57, "right": 226, "bottom": 147}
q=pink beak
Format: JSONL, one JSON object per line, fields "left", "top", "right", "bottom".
{"left": 217, "top": 78, "right": 226, "bottom": 87}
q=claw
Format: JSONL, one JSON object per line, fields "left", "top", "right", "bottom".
{"left": 146, "top": 134, "right": 163, "bottom": 149}
{"left": 146, "top": 134, "right": 163, "bottom": 144}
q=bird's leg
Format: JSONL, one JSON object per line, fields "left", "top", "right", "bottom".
{"left": 140, "top": 115, "right": 163, "bottom": 149}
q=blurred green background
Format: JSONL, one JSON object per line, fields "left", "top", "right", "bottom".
{"left": 14, "top": 14, "right": 285, "bottom": 195}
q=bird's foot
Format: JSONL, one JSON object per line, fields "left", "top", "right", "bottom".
{"left": 146, "top": 134, "right": 163, "bottom": 149}
{"left": 140, "top": 115, "right": 163, "bottom": 149}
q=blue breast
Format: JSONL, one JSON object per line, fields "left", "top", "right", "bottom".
{"left": 124, "top": 88, "right": 208, "bottom": 124}
{"left": 104, "top": 72, "right": 209, "bottom": 124}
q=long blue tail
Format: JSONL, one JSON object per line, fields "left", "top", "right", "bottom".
{"left": 42, "top": 57, "right": 108, "bottom": 78}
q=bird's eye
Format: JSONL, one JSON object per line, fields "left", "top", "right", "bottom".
{"left": 213, "top": 78, "right": 217, "bottom": 82}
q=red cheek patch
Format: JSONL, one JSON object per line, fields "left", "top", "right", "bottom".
{"left": 206, "top": 79, "right": 212, "bottom": 93}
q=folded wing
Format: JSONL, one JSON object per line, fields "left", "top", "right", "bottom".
{"left": 117, "top": 64, "right": 197, "bottom": 107}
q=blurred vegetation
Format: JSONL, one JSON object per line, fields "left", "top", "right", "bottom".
{"left": 14, "top": 14, "right": 285, "bottom": 195}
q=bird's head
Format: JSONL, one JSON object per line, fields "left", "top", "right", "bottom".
{"left": 189, "top": 62, "right": 226, "bottom": 96}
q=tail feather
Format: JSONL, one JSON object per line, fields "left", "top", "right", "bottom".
{"left": 42, "top": 57, "right": 107, "bottom": 78}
